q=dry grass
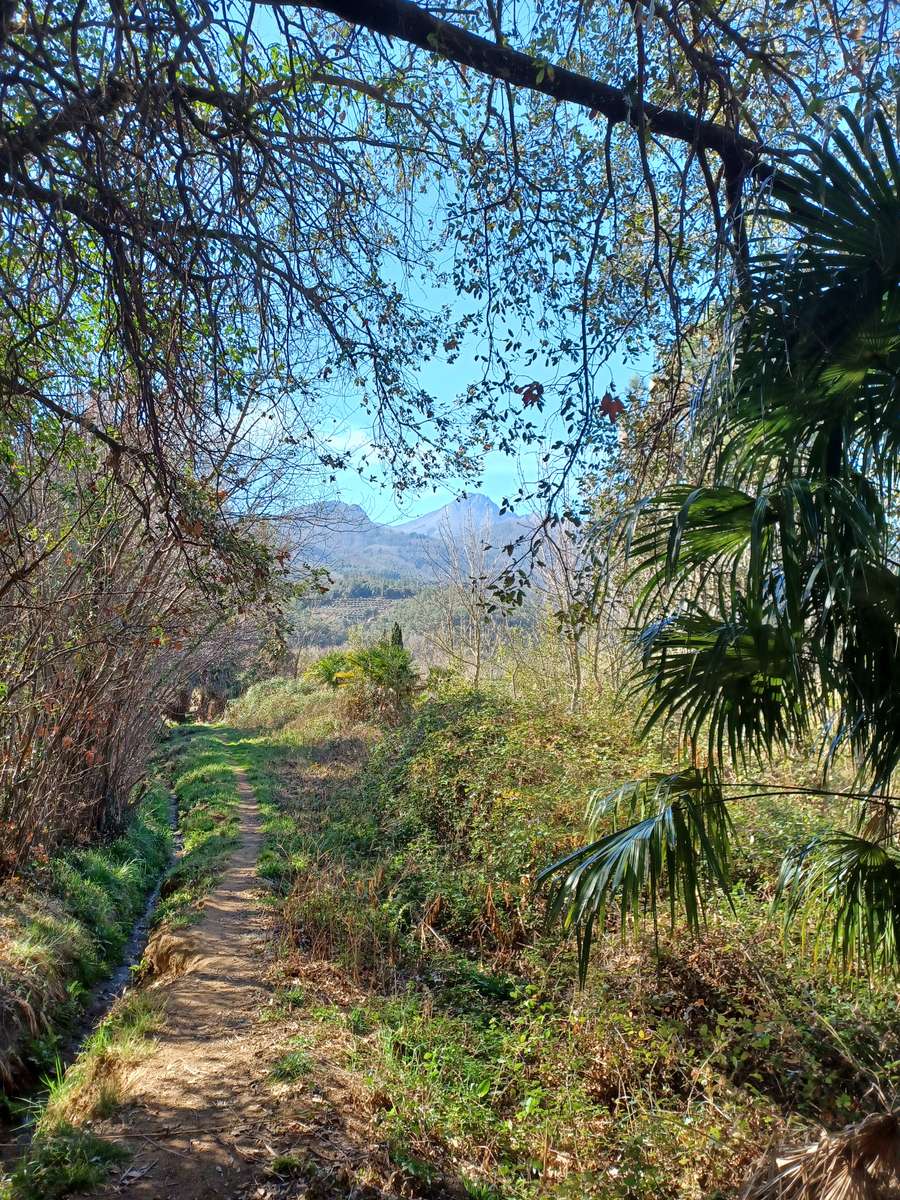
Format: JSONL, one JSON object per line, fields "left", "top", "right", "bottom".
{"left": 141, "top": 928, "right": 203, "bottom": 979}
{"left": 742, "top": 1111, "right": 900, "bottom": 1200}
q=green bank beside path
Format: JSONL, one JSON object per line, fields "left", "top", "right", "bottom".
{"left": 0, "top": 786, "right": 171, "bottom": 1105}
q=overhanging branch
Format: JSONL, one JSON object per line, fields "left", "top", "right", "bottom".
{"left": 295, "top": 0, "right": 769, "bottom": 176}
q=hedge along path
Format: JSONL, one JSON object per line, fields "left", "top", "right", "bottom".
{"left": 87, "top": 753, "right": 277, "bottom": 1200}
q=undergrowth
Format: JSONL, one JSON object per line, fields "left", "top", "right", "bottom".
{"left": 259, "top": 682, "right": 900, "bottom": 1199}
{"left": 226, "top": 676, "right": 315, "bottom": 730}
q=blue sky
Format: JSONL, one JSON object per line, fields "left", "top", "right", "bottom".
{"left": 318, "top": 319, "right": 649, "bottom": 524}
{"left": 242, "top": 3, "right": 652, "bottom": 524}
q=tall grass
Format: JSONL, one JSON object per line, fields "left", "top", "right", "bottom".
{"left": 226, "top": 677, "right": 315, "bottom": 729}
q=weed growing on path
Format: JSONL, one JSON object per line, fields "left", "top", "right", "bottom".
{"left": 269, "top": 1038, "right": 314, "bottom": 1083}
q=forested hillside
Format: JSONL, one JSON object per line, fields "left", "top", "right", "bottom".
{"left": 2, "top": 0, "right": 898, "bottom": 1197}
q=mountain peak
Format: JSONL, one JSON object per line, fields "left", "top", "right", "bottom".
{"left": 296, "top": 500, "right": 375, "bottom": 530}
{"left": 454, "top": 492, "right": 499, "bottom": 516}
{"left": 294, "top": 492, "right": 534, "bottom": 579}
{"left": 393, "top": 493, "right": 525, "bottom": 539}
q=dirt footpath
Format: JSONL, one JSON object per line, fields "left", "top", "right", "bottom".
{"left": 85, "top": 746, "right": 408, "bottom": 1200}
{"left": 91, "top": 768, "right": 277, "bottom": 1199}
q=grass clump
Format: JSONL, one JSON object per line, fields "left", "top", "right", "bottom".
{"left": 39, "top": 992, "right": 162, "bottom": 1127}
{"left": 1, "top": 1124, "right": 128, "bottom": 1200}
{"left": 269, "top": 1038, "right": 314, "bottom": 1082}
{"left": 260, "top": 985, "right": 308, "bottom": 1023}
{"left": 268, "top": 1153, "right": 306, "bottom": 1176}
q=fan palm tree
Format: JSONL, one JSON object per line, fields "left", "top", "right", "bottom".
{"left": 540, "top": 107, "right": 900, "bottom": 979}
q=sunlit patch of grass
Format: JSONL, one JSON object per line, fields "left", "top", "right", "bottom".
{"left": 2, "top": 1123, "right": 128, "bottom": 1200}
{"left": 269, "top": 1038, "right": 314, "bottom": 1083}
{"left": 39, "top": 992, "right": 163, "bottom": 1127}
{"left": 259, "top": 985, "right": 308, "bottom": 1023}
{"left": 151, "top": 727, "right": 241, "bottom": 930}
{"left": 267, "top": 1152, "right": 306, "bottom": 1177}
{"left": 306, "top": 1003, "right": 347, "bottom": 1029}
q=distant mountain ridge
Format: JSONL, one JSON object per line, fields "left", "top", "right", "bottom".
{"left": 295, "top": 493, "right": 533, "bottom": 580}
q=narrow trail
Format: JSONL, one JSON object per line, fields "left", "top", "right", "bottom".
{"left": 90, "top": 766, "right": 277, "bottom": 1200}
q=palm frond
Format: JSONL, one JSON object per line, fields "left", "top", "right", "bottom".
{"left": 718, "top": 109, "right": 900, "bottom": 493}
{"left": 771, "top": 109, "right": 900, "bottom": 270}
{"left": 818, "top": 562, "right": 900, "bottom": 791}
{"left": 776, "top": 832, "right": 900, "bottom": 975}
{"left": 623, "top": 485, "right": 769, "bottom": 617}
{"left": 537, "top": 770, "right": 733, "bottom": 983}
{"left": 635, "top": 601, "right": 809, "bottom": 770}
{"left": 741, "top": 1110, "right": 900, "bottom": 1200}
{"left": 549, "top": 107, "right": 900, "bottom": 978}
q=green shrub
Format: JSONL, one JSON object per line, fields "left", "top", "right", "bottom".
{"left": 350, "top": 642, "right": 415, "bottom": 691}
{"left": 348, "top": 642, "right": 417, "bottom": 720}
{"left": 300, "top": 640, "right": 417, "bottom": 722}
{"left": 302, "top": 651, "right": 353, "bottom": 689}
